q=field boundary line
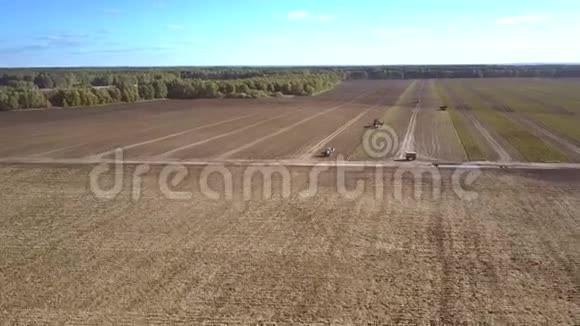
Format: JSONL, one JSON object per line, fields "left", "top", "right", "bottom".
{"left": 217, "top": 107, "right": 341, "bottom": 159}
{"left": 89, "top": 113, "right": 258, "bottom": 159}
{"left": 2, "top": 156, "right": 580, "bottom": 170}
{"left": 442, "top": 82, "right": 513, "bottom": 162}
{"left": 426, "top": 80, "right": 467, "bottom": 161}
{"left": 527, "top": 117, "right": 580, "bottom": 151}
{"left": 216, "top": 90, "right": 377, "bottom": 159}
{"left": 300, "top": 108, "right": 372, "bottom": 159}
{"left": 464, "top": 111, "right": 512, "bottom": 162}
{"left": 395, "top": 81, "right": 425, "bottom": 158}
{"left": 433, "top": 81, "right": 480, "bottom": 161}
{"left": 396, "top": 105, "right": 420, "bottom": 158}
{"left": 152, "top": 111, "right": 299, "bottom": 159}
{"left": 466, "top": 85, "right": 580, "bottom": 159}
{"left": 447, "top": 106, "right": 468, "bottom": 160}
{"left": 29, "top": 143, "right": 87, "bottom": 157}
{"left": 348, "top": 80, "right": 416, "bottom": 160}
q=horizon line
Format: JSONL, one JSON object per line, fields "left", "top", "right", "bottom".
{"left": 2, "top": 63, "right": 580, "bottom": 69}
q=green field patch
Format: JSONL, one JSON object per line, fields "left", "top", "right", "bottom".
{"left": 462, "top": 82, "right": 579, "bottom": 158}
{"left": 451, "top": 85, "right": 569, "bottom": 162}
{"left": 530, "top": 113, "right": 580, "bottom": 143}
{"left": 434, "top": 83, "right": 486, "bottom": 161}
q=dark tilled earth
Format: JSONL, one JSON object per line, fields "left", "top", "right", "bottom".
{"left": 0, "top": 164, "right": 578, "bottom": 324}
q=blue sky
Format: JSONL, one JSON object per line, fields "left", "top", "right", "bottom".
{"left": 0, "top": 0, "right": 579, "bottom": 67}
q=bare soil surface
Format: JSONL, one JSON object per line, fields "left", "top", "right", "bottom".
{"left": 384, "top": 80, "right": 466, "bottom": 162}
{"left": 303, "top": 81, "right": 412, "bottom": 160}
{"left": 0, "top": 81, "right": 419, "bottom": 163}
{"left": 395, "top": 84, "right": 421, "bottom": 159}
{"left": 414, "top": 81, "right": 467, "bottom": 161}
{"left": 2, "top": 79, "right": 578, "bottom": 164}
{"left": 380, "top": 82, "right": 420, "bottom": 160}
{"left": 0, "top": 164, "right": 578, "bottom": 324}
{"left": 1, "top": 80, "right": 579, "bottom": 323}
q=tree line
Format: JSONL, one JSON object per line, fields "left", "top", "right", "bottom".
{"left": 2, "top": 65, "right": 580, "bottom": 110}
{"left": 2, "top": 65, "right": 579, "bottom": 91}
{"left": 0, "top": 67, "right": 336, "bottom": 89}
{"left": 0, "top": 73, "right": 340, "bottom": 110}
{"left": 342, "top": 65, "right": 580, "bottom": 79}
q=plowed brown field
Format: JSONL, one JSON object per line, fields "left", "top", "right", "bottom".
{"left": 1, "top": 79, "right": 579, "bottom": 323}
{"left": 0, "top": 81, "right": 415, "bottom": 162}
{"left": 2, "top": 79, "right": 578, "bottom": 163}
{"left": 0, "top": 164, "right": 578, "bottom": 324}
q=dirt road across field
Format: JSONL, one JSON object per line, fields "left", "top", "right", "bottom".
{"left": 395, "top": 82, "right": 422, "bottom": 159}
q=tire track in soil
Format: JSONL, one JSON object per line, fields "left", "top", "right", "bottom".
{"left": 512, "top": 90, "right": 573, "bottom": 115}
{"left": 468, "top": 86, "right": 580, "bottom": 161}
{"left": 414, "top": 80, "right": 467, "bottom": 162}
{"left": 216, "top": 90, "right": 378, "bottom": 159}
{"left": 517, "top": 117, "right": 580, "bottom": 156}
{"left": 29, "top": 143, "right": 87, "bottom": 157}
{"left": 430, "top": 199, "right": 506, "bottom": 324}
{"left": 442, "top": 83, "right": 513, "bottom": 162}
{"left": 152, "top": 110, "right": 300, "bottom": 159}
{"left": 467, "top": 111, "right": 512, "bottom": 162}
{"left": 300, "top": 105, "right": 386, "bottom": 160}
{"left": 429, "top": 209, "right": 454, "bottom": 323}
{"left": 396, "top": 106, "right": 420, "bottom": 158}
{"left": 90, "top": 113, "right": 258, "bottom": 159}
{"left": 0, "top": 102, "right": 225, "bottom": 152}
{"left": 395, "top": 81, "right": 424, "bottom": 159}
{"left": 217, "top": 107, "right": 342, "bottom": 159}
{"left": 307, "top": 83, "right": 413, "bottom": 160}
{"left": 299, "top": 108, "right": 373, "bottom": 159}
{"left": 522, "top": 196, "right": 580, "bottom": 323}
{"left": 346, "top": 81, "right": 417, "bottom": 161}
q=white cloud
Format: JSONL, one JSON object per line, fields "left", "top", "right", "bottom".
{"left": 497, "top": 15, "right": 550, "bottom": 25}
{"left": 167, "top": 24, "right": 185, "bottom": 31}
{"left": 288, "top": 11, "right": 311, "bottom": 19}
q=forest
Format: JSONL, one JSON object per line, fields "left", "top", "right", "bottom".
{"left": 0, "top": 69, "right": 340, "bottom": 110}
{"left": 1, "top": 65, "right": 579, "bottom": 110}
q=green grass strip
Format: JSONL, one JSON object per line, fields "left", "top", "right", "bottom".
{"left": 433, "top": 82, "right": 487, "bottom": 161}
